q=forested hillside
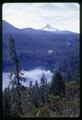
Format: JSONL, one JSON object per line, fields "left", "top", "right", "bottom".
{"left": 3, "top": 20, "right": 79, "bottom": 79}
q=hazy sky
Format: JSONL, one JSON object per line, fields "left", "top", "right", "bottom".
{"left": 2, "top": 3, "right": 80, "bottom": 33}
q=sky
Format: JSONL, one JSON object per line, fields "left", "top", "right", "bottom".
{"left": 2, "top": 3, "right": 80, "bottom": 33}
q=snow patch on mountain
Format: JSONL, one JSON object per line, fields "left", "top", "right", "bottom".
{"left": 64, "top": 42, "right": 71, "bottom": 47}
{"left": 41, "top": 24, "right": 59, "bottom": 32}
{"left": 48, "top": 49, "right": 53, "bottom": 54}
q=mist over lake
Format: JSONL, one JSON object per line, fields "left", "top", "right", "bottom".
{"left": 2, "top": 67, "right": 53, "bottom": 90}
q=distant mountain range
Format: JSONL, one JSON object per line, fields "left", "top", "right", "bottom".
{"left": 2, "top": 20, "right": 80, "bottom": 79}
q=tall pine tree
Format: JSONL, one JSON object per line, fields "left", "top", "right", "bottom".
{"left": 32, "top": 80, "right": 40, "bottom": 108}
{"left": 8, "top": 33, "right": 26, "bottom": 116}
{"left": 40, "top": 73, "right": 48, "bottom": 105}
{"left": 51, "top": 71, "right": 65, "bottom": 98}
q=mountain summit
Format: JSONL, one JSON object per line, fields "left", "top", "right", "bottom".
{"left": 41, "top": 24, "right": 59, "bottom": 32}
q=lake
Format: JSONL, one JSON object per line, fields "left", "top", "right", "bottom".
{"left": 2, "top": 68, "right": 53, "bottom": 90}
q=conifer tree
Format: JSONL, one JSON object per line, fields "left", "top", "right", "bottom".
{"left": 29, "top": 81, "right": 33, "bottom": 95}
{"left": 3, "top": 87, "right": 11, "bottom": 116}
{"left": 32, "top": 80, "right": 40, "bottom": 108}
{"left": 40, "top": 73, "right": 48, "bottom": 105}
{"left": 28, "top": 81, "right": 33, "bottom": 104}
{"left": 8, "top": 33, "right": 26, "bottom": 116}
{"left": 66, "top": 71, "right": 72, "bottom": 83}
{"left": 76, "top": 67, "right": 80, "bottom": 84}
{"left": 51, "top": 71, "right": 65, "bottom": 98}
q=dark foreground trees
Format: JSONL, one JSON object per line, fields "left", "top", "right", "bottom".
{"left": 3, "top": 71, "right": 80, "bottom": 117}
{"left": 51, "top": 71, "right": 65, "bottom": 97}
{"left": 40, "top": 73, "right": 48, "bottom": 105}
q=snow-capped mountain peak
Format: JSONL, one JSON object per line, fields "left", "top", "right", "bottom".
{"left": 41, "top": 24, "right": 59, "bottom": 32}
